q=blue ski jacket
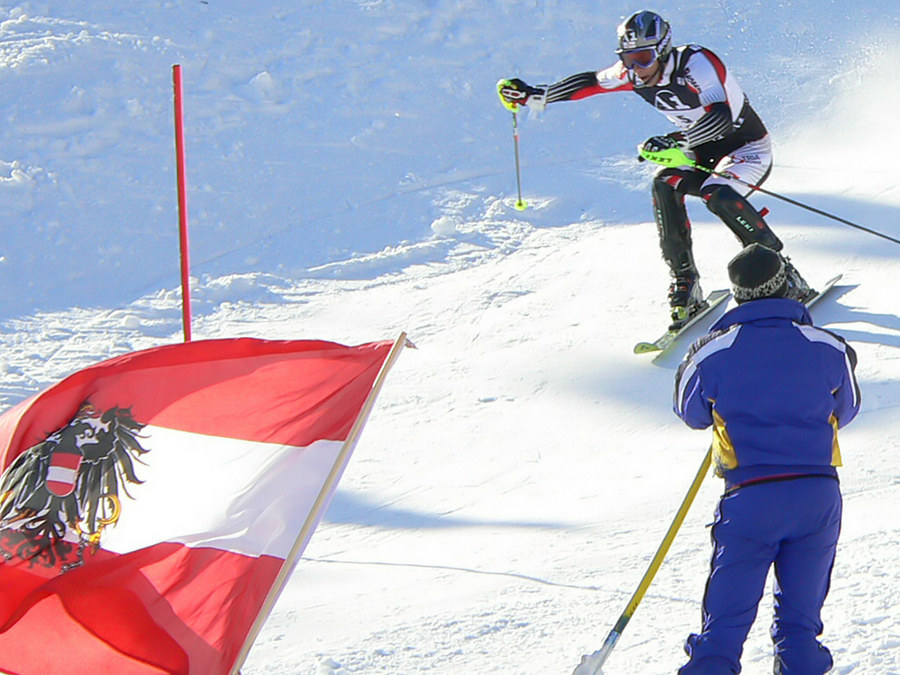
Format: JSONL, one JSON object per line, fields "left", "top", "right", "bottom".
{"left": 674, "top": 298, "right": 860, "bottom": 487}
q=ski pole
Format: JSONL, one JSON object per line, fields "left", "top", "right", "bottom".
{"left": 572, "top": 446, "right": 712, "bottom": 675}
{"left": 496, "top": 79, "right": 528, "bottom": 211}
{"left": 639, "top": 145, "right": 900, "bottom": 246}
{"left": 510, "top": 110, "right": 528, "bottom": 211}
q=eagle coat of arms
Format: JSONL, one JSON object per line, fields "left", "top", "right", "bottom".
{"left": 0, "top": 402, "right": 149, "bottom": 571}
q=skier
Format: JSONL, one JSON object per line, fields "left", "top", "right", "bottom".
{"left": 673, "top": 243, "right": 860, "bottom": 674}
{"left": 498, "top": 10, "right": 813, "bottom": 329}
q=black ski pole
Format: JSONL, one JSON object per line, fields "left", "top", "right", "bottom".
{"left": 639, "top": 146, "right": 900, "bottom": 246}
{"left": 707, "top": 167, "right": 900, "bottom": 245}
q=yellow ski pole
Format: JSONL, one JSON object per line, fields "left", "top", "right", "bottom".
{"left": 573, "top": 446, "right": 713, "bottom": 675}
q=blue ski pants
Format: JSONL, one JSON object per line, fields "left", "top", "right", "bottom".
{"left": 678, "top": 476, "right": 842, "bottom": 675}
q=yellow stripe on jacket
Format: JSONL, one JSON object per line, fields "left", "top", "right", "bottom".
{"left": 710, "top": 409, "right": 844, "bottom": 477}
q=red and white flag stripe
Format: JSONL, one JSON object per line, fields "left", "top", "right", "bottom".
{"left": 0, "top": 335, "right": 405, "bottom": 675}
{"left": 45, "top": 447, "right": 82, "bottom": 497}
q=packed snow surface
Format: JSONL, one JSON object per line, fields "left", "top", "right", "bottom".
{"left": 1, "top": 1, "right": 898, "bottom": 673}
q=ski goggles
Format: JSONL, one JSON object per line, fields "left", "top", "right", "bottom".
{"left": 619, "top": 48, "right": 658, "bottom": 70}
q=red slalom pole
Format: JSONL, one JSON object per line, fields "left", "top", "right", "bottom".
{"left": 172, "top": 64, "right": 192, "bottom": 342}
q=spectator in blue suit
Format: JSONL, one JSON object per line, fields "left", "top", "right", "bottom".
{"left": 673, "top": 243, "right": 861, "bottom": 674}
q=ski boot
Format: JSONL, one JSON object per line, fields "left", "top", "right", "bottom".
{"left": 668, "top": 275, "right": 706, "bottom": 330}
{"left": 781, "top": 256, "right": 816, "bottom": 303}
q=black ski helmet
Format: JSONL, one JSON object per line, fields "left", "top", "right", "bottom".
{"left": 616, "top": 10, "right": 673, "bottom": 63}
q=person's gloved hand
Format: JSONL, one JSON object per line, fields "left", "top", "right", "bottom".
{"left": 638, "top": 132, "right": 689, "bottom": 162}
{"left": 497, "top": 78, "right": 541, "bottom": 110}
{"left": 642, "top": 132, "right": 688, "bottom": 153}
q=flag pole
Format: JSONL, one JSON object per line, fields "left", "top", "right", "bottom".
{"left": 172, "top": 64, "right": 192, "bottom": 342}
{"left": 227, "top": 332, "right": 410, "bottom": 675}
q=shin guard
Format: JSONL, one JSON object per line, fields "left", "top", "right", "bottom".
{"left": 653, "top": 174, "right": 698, "bottom": 276}
{"left": 703, "top": 185, "right": 783, "bottom": 251}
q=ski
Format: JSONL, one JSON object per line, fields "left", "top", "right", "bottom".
{"left": 633, "top": 275, "right": 842, "bottom": 356}
{"left": 804, "top": 274, "right": 842, "bottom": 309}
{"left": 633, "top": 289, "right": 730, "bottom": 355}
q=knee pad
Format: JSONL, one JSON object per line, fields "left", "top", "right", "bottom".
{"left": 703, "top": 184, "right": 783, "bottom": 251}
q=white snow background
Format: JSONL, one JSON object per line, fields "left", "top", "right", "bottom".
{"left": 1, "top": 1, "right": 899, "bottom": 673}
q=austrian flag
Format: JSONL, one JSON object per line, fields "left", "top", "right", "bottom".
{"left": 0, "top": 335, "right": 407, "bottom": 675}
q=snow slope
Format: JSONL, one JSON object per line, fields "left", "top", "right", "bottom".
{"left": 1, "top": 1, "right": 899, "bottom": 673}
